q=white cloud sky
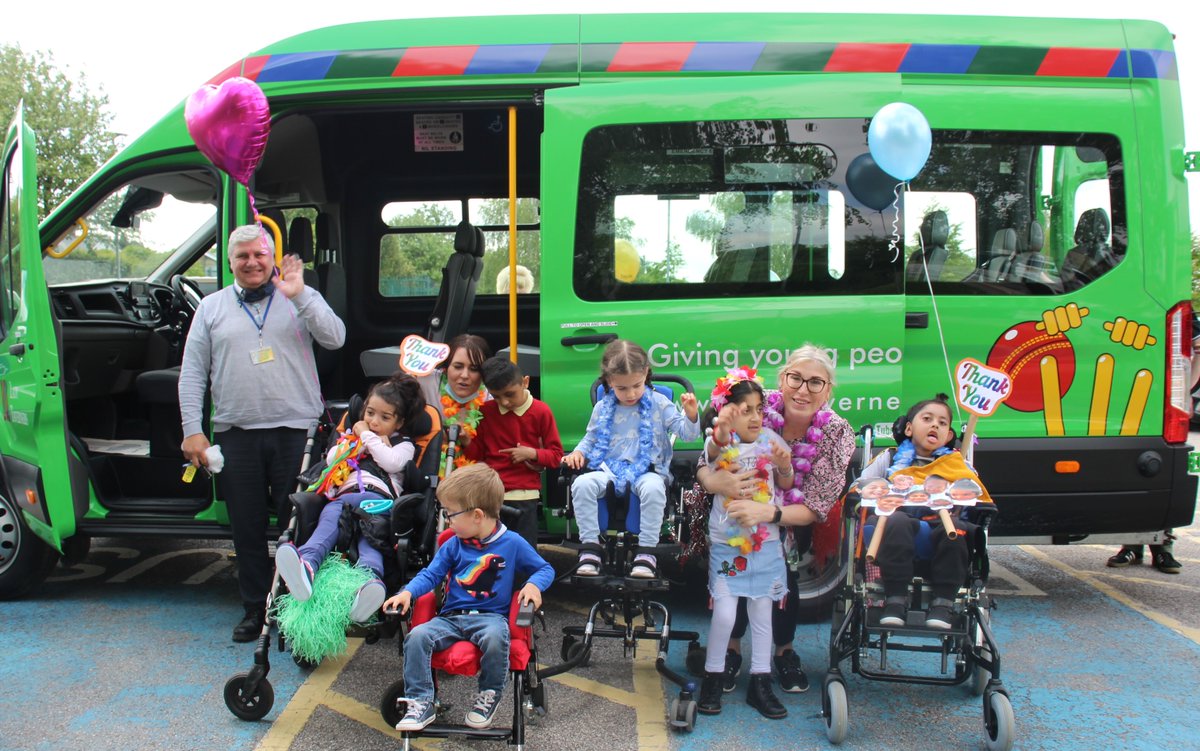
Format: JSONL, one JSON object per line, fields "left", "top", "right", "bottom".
{"left": 6, "top": 0, "right": 1198, "bottom": 232}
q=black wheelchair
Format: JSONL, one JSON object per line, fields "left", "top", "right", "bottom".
{"left": 822, "top": 425, "right": 1014, "bottom": 750}
{"left": 223, "top": 394, "right": 444, "bottom": 721}
{"left": 556, "top": 374, "right": 704, "bottom": 732}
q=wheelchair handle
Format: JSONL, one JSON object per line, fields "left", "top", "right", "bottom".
{"left": 515, "top": 600, "right": 537, "bottom": 628}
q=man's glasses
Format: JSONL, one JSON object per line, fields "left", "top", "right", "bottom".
{"left": 783, "top": 372, "right": 829, "bottom": 393}
{"left": 439, "top": 506, "right": 472, "bottom": 522}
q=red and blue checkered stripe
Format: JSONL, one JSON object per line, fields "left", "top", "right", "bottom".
{"left": 208, "top": 41, "right": 1176, "bottom": 85}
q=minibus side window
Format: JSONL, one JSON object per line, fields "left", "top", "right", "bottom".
{"left": 910, "top": 134, "right": 1123, "bottom": 294}
{"left": 575, "top": 119, "right": 898, "bottom": 302}
{"left": 378, "top": 198, "right": 540, "bottom": 297}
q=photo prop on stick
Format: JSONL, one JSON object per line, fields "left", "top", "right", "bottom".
{"left": 397, "top": 335, "right": 451, "bottom": 377}
{"left": 956, "top": 358, "right": 1012, "bottom": 417}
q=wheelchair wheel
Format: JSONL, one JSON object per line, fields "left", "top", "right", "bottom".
{"left": 380, "top": 679, "right": 407, "bottom": 728}
{"left": 561, "top": 635, "right": 592, "bottom": 667}
{"left": 824, "top": 679, "right": 848, "bottom": 744}
{"left": 224, "top": 673, "right": 274, "bottom": 721}
{"left": 984, "top": 691, "right": 1015, "bottom": 751}
{"left": 528, "top": 682, "right": 549, "bottom": 719}
{"left": 668, "top": 696, "right": 697, "bottom": 733}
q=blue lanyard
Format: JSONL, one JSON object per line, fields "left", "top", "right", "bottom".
{"left": 238, "top": 293, "right": 274, "bottom": 340}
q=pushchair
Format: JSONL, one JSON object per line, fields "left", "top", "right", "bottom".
{"left": 556, "top": 374, "right": 704, "bottom": 733}
{"left": 223, "top": 394, "right": 443, "bottom": 721}
{"left": 822, "top": 424, "right": 1014, "bottom": 751}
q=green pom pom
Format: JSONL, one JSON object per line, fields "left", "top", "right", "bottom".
{"left": 273, "top": 553, "right": 374, "bottom": 663}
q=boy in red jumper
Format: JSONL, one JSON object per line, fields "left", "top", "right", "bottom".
{"left": 463, "top": 356, "right": 564, "bottom": 548}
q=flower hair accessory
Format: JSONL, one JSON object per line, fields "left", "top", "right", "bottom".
{"left": 710, "top": 366, "right": 762, "bottom": 411}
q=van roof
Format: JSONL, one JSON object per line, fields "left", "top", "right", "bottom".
{"left": 46, "top": 13, "right": 1177, "bottom": 228}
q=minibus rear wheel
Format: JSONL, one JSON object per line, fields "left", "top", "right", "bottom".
{"left": 0, "top": 491, "right": 61, "bottom": 600}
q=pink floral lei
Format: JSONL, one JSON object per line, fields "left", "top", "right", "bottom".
{"left": 763, "top": 391, "right": 834, "bottom": 507}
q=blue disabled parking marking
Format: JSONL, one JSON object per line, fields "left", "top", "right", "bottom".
{"left": 0, "top": 576, "right": 306, "bottom": 750}
{"left": 659, "top": 572, "right": 1200, "bottom": 750}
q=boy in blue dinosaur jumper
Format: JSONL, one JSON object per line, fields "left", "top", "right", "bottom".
{"left": 383, "top": 463, "right": 554, "bottom": 731}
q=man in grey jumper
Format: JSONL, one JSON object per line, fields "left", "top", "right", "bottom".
{"left": 179, "top": 224, "right": 346, "bottom": 642}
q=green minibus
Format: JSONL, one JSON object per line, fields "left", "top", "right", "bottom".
{"left": 2, "top": 13, "right": 1194, "bottom": 616}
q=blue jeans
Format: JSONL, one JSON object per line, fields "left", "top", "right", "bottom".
{"left": 298, "top": 491, "right": 385, "bottom": 577}
{"left": 571, "top": 471, "right": 666, "bottom": 546}
{"left": 403, "top": 612, "right": 510, "bottom": 701}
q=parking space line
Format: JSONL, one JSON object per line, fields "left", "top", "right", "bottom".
{"left": 256, "top": 633, "right": 670, "bottom": 750}
{"left": 985, "top": 560, "right": 1047, "bottom": 596}
{"left": 1091, "top": 570, "right": 1200, "bottom": 594}
{"left": 1020, "top": 545, "right": 1200, "bottom": 646}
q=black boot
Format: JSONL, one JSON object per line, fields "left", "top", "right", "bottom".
{"left": 697, "top": 672, "right": 723, "bottom": 715}
{"left": 746, "top": 673, "right": 787, "bottom": 719}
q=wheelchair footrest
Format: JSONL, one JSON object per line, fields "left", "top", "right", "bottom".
{"left": 569, "top": 574, "right": 670, "bottom": 591}
{"left": 400, "top": 724, "right": 512, "bottom": 741}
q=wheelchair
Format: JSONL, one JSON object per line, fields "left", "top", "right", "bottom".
{"left": 223, "top": 394, "right": 443, "bottom": 721}
{"left": 380, "top": 527, "right": 551, "bottom": 750}
{"left": 556, "top": 374, "right": 704, "bottom": 733}
{"left": 822, "top": 425, "right": 1014, "bottom": 750}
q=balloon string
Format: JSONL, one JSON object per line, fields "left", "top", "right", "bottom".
{"left": 916, "top": 226, "right": 963, "bottom": 427}
{"left": 887, "top": 182, "right": 904, "bottom": 263}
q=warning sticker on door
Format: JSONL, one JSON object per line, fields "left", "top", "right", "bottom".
{"left": 414, "top": 113, "right": 464, "bottom": 152}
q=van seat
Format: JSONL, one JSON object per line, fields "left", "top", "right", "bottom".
{"left": 426, "top": 220, "right": 484, "bottom": 344}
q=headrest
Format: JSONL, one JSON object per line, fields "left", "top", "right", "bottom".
{"left": 315, "top": 213, "right": 332, "bottom": 250}
{"left": 1075, "top": 208, "right": 1110, "bottom": 246}
{"left": 288, "top": 217, "right": 314, "bottom": 263}
{"left": 920, "top": 210, "right": 949, "bottom": 248}
{"left": 990, "top": 228, "right": 1018, "bottom": 256}
{"left": 453, "top": 221, "right": 485, "bottom": 257}
{"left": 1024, "top": 223, "right": 1045, "bottom": 253}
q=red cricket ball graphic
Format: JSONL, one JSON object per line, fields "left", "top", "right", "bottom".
{"left": 986, "top": 321, "right": 1076, "bottom": 412}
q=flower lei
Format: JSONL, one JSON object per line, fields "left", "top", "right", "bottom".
{"left": 763, "top": 390, "right": 834, "bottom": 507}
{"left": 710, "top": 365, "right": 761, "bottom": 411}
{"left": 717, "top": 435, "right": 774, "bottom": 553}
{"left": 886, "top": 438, "right": 953, "bottom": 477}
{"left": 440, "top": 382, "right": 487, "bottom": 440}
{"left": 584, "top": 389, "right": 656, "bottom": 493}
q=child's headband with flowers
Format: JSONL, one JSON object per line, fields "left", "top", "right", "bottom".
{"left": 710, "top": 366, "right": 762, "bottom": 411}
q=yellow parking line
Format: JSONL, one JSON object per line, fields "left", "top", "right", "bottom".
{"left": 1021, "top": 546, "right": 1200, "bottom": 646}
{"left": 255, "top": 639, "right": 365, "bottom": 751}
{"left": 258, "top": 635, "right": 670, "bottom": 750}
{"left": 1091, "top": 570, "right": 1200, "bottom": 594}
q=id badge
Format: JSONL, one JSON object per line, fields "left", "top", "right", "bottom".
{"left": 250, "top": 346, "right": 275, "bottom": 365}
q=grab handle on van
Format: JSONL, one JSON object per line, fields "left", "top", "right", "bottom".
{"left": 561, "top": 334, "right": 618, "bottom": 347}
{"left": 905, "top": 312, "right": 929, "bottom": 329}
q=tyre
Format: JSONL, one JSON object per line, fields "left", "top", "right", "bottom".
{"left": 825, "top": 680, "right": 849, "bottom": 744}
{"left": 380, "top": 679, "right": 407, "bottom": 728}
{"left": 984, "top": 691, "right": 1015, "bottom": 751}
{"left": 0, "top": 491, "right": 60, "bottom": 600}
{"left": 794, "top": 517, "right": 851, "bottom": 623}
{"left": 528, "top": 682, "right": 548, "bottom": 719}
{"left": 224, "top": 673, "right": 275, "bottom": 721}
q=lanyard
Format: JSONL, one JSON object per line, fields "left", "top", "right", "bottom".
{"left": 238, "top": 293, "right": 274, "bottom": 346}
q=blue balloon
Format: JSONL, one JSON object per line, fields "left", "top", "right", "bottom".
{"left": 867, "top": 102, "right": 932, "bottom": 182}
{"left": 845, "top": 153, "right": 898, "bottom": 211}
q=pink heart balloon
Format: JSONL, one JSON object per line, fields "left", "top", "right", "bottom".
{"left": 185, "top": 77, "right": 270, "bottom": 186}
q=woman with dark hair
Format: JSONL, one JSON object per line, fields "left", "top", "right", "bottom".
{"left": 417, "top": 334, "right": 493, "bottom": 474}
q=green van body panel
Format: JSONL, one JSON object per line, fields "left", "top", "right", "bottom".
{"left": 4, "top": 14, "right": 1192, "bottom": 589}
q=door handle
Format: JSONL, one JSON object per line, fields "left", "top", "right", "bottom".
{"left": 561, "top": 334, "right": 617, "bottom": 347}
{"left": 905, "top": 312, "right": 929, "bottom": 329}
{"left": 8, "top": 343, "right": 26, "bottom": 356}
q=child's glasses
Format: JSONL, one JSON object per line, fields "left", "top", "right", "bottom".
{"left": 783, "top": 372, "right": 829, "bottom": 392}
{"left": 439, "top": 505, "right": 471, "bottom": 522}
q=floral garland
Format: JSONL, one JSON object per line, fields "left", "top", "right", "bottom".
{"left": 584, "top": 389, "right": 656, "bottom": 493}
{"left": 716, "top": 436, "right": 774, "bottom": 553}
{"left": 440, "top": 383, "right": 487, "bottom": 441}
{"left": 763, "top": 391, "right": 834, "bottom": 507}
{"left": 308, "top": 433, "right": 361, "bottom": 496}
{"left": 886, "top": 438, "right": 952, "bottom": 477}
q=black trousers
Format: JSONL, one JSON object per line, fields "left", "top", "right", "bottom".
{"left": 215, "top": 427, "right": 309, "bottom": 612}
{"left": 874, "top": 512, "right": 972, "bottom": 601}
{"left": 503, "top": 497, "right": 541, "bottom": 551}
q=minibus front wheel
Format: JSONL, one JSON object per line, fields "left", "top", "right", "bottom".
{"left": 0, "top": 491, "right": 60, "bottom": 600}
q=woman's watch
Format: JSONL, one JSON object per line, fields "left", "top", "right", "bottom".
{"left": 771, "top": 506, "right": 783, "bottom": 524}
